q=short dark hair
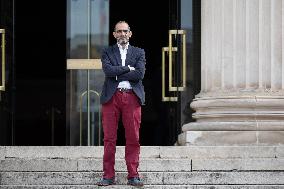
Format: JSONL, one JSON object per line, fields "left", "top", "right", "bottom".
{"left": 114, "top": 21, "right": 131, "bottom": 31}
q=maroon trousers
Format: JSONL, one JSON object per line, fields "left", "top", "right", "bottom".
{"left": 102, "top": 90, "right": 141, "bottom": 179}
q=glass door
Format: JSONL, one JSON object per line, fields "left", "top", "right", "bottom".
{"left": 161, "top": 0, "right": 200, "bottom": 144}
{"left": 0, "top": 0, "right": 15, "bottom": 145}
{"left": 1, "top": 1, "right": 66, "bottom": 145}
{"left": 66, "top": 0, "right": 109, "bottom": 146}
{"left": 65, "top": 0, "right": 200, "bottom": 146}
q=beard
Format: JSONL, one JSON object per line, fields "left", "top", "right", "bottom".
{"left": 117, "top": 37, "right": 129, "bottom": 45}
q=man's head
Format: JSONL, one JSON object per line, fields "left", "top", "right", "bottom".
{"left": 113, "top": 21, "right": 132, "bottom": 46}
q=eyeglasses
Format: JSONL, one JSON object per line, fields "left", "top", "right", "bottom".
{"left": 115, "top": 30, "right": 130, "bottom": 33}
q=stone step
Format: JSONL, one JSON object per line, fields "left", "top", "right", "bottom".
{"left": 191, "top": 158, "right": 284, "bottom": 171}
{"left": 1, "top": 146, "right": 284, "bottom": 159}
{"left": 1, "top": 185, "right": 284, "bottom": 189}
{"left": 1, "top": 172, "right": 284, "bottom": 185}
{"left": 0, "top": 158, "right": 191, "bottom": 172}
{"left": 1, "top": 146, "right": 284, "bottom": 187}
{"left": 1, "top": 158, "right": 284, "bottom": 172}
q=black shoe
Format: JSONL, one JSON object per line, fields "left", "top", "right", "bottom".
{"left": 127, "top": 177, "right": 144, "bottom": 187}
{"left": 97, "top": 178, "right": 115, "bottom": 186}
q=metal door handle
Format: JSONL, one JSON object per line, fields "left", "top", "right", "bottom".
{"left": 161, "top": 29, "right": 187, "bottom": 102}
{"left": 168, "top": 30, "right": 186, "bottom": 91}
{"left": 0, "top": 29, "right": 5, "bottom": 91}
{"left": 162, "top": 47, "right": 178, "bottom": 102}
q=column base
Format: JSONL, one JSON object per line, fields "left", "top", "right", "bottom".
{"left": 178, "top": 130, "right": 284, "bottom": 146}
{"left": 178, "top": 95, "right": 284, "bottom": 146}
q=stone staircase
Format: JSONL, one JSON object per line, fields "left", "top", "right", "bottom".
{"left": 1, "top": 146, "right": 284, "bottom": 188}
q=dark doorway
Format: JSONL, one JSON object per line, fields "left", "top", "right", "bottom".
{"left": 110, "top": 1, "right": 170, "bottom": 145}
{"left": 0, "top": 0, "right": 14, "bottom": 145}
{"left": 14, "top": 1, "right": 66, "bottom": 145}
{"left": 110, "top": 0, "right": 201, "bottom": 146}
{"left": 2, "top": 0, "right": 200, "bottom": 146}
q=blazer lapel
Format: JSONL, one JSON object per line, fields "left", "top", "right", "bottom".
{"left": 125, "top": 45, "right": 133, "bottom": 66}
{"left": 112, "top": 44, "right": 122, "bottom": 65}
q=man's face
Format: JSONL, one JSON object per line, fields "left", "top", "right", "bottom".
{"left": 113, "top": 23, "right": 132, "bottom": 45}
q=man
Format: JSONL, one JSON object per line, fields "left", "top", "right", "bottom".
{"left": 97, "top": 21, "right": 146, "bottom": 187}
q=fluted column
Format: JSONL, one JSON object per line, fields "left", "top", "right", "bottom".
{"left": 178, "top": 0, "right": 284, "bottom": 146}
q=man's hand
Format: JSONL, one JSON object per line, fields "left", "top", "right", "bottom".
{"left": 128, "top": 65, "right": 135, "bottom": 71}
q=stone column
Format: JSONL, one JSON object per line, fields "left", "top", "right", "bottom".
{"left": 178, "top": 0, "right": 284, "bottom": 146}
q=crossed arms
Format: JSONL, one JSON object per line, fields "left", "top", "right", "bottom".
{"left": 101, "top": 49, "right": 146, "bottom": 83}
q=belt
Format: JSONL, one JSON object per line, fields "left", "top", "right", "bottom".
{"left": 117, "top": 88, "right": 132, "bottom": 92}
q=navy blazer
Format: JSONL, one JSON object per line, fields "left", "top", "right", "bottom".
{"left": 100, "top": 44, "right": 146, "bottom": 105}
